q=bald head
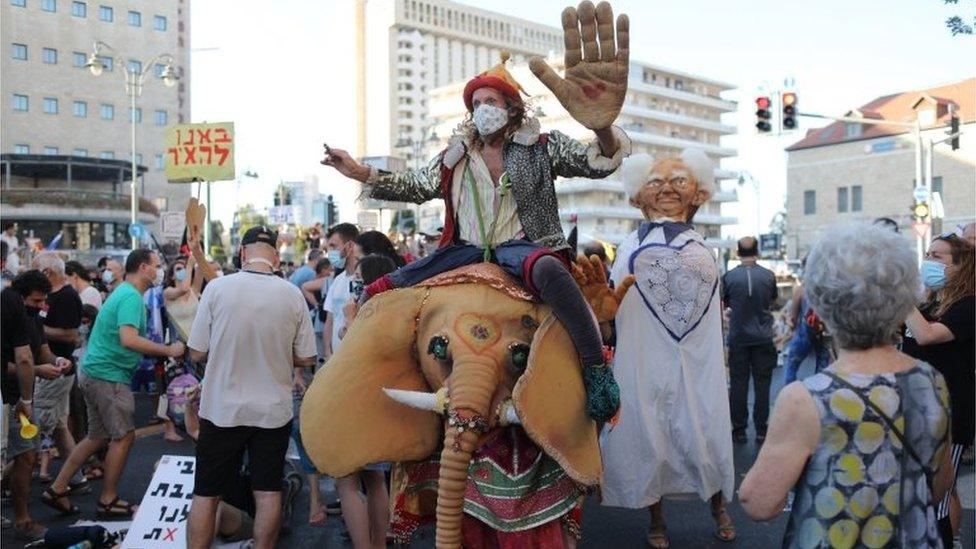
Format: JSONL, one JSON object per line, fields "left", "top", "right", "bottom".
{"left": 738, "top": 237, "right": 759, "bottom": 258}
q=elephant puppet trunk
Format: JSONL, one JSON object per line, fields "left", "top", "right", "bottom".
{"left": 435, "top": 357, "right": 498, "bottom": 548}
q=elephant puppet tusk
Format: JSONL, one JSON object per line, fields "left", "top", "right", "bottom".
{"left": 382, "top": 387, "right": 449, "bottom": 415}
{"left": 497, "top": 399, "right": 521, "bottom": 426}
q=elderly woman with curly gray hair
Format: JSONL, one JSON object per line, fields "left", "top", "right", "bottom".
{"left": 739, "top": 222, "right": 953, "bottom": 549}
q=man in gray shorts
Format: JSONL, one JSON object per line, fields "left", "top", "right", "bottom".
{"left": 43, "top": 249, "right": 184, "bottom": 519}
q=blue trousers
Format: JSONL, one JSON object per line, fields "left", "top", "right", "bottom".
{"left": 784, "top": 324, "right": 831, "bottom": 384}
{"left": 389, "top": 240, "right": 548, "bottom": 290}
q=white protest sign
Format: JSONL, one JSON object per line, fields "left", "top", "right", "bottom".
{"left": 160, "top": 212, "right": 187, "bottom": 239}
{"left": 122, "top": 455, "right": 195, "bottom": 548}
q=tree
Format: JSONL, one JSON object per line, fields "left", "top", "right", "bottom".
{"left": 232, "top": 204, "right": 268, "bottom": 248}
{"left": 209, "top": 219, "right": 227, "bottom": 264}
{"left": 943, "top": 0, "right": 974, "bottom": 35}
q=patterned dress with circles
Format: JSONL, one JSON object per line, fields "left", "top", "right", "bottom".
{"left": 783, "top": 363, "right": 950, "bottom": 549}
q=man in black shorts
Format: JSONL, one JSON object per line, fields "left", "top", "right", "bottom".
{"left": 186, "top": 226, "right": 317, "bottom": 549}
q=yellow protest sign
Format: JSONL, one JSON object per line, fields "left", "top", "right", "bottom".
{"left": 164, "top": 122, "right": 235, "bottom": 182}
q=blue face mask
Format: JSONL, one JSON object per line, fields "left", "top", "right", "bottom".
{"left": 920, "top": 259, "right": 947, "bottom": 290}
{"left": 175, "top": 269, "right": 187, "bottom": 282}
{"left": 101, "top": 269, "right": 115, "bottom": 284}
{"left": 328, "top": 249, "right": 345, "bottom": 270}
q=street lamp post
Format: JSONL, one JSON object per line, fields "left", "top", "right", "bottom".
{"left": 85, "top": 41, "right": 179, "bottom": 249}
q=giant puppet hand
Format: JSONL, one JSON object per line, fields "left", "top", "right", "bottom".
{"left": 572, "top": 254, "right": 634, "bottom": 324}
{"left": 529, "top": 1, "right": 628, "bottom": 131}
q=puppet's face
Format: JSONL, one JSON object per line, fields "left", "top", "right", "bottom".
{"left": 630, "top": 157, "right": 709, "bottom": 222}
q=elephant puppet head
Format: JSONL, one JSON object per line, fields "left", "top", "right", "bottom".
{"left": 300, "top": 263, "right": 601, "bottom": 548}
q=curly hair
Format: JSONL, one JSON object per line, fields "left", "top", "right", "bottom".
{"left": 804, "top": 222, "right": 920, "bottom": 350}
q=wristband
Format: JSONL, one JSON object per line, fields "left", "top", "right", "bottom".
{"left": 19, "top": 399, "right": 32, "bottom": 404}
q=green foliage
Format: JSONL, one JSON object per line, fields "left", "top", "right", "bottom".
{"left": 943, "top": 0, "right": 974, "bottom": 35}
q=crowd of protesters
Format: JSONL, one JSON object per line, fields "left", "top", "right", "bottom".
{"left": 2, "top": 216, "right": 974, "bottom": 548}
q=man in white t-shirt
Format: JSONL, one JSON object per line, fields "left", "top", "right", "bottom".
{"left": 186, "top": 226, "right": 317, "bottom": 549}
{"left": 322, "top": 223, "right": 359, "bottom": 358}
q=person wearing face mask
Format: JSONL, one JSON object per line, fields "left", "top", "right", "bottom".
{"left": 322, "top": 5, "right": 634, "bottom": 424}
{"left": 903, "top": 233, "right": 975, "bottom": 549}
{"left": 321, "top": 223, "right": 360, "bottom": 362}
{"left": 97, "top": 256, "right": 124, "bottom": 298}
{"left": 42, "top": 249, "right": 185, "bottom": 520}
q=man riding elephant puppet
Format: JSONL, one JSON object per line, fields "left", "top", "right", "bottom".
{"left": 312, "top": 2, "right": 634, "bottom": 547}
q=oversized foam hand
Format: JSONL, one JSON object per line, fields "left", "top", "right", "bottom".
{"left": 572, "top": 255, "right": 634, "bottom": 323}
{"left": 184, "top": 198, "right": 217, "bottom": 281}
{"left": 529, "top": 1, "right": 629, "bottom": 131}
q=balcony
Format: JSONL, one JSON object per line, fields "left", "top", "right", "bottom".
{"left": 621, "top": 104, "right": 736, "bottom": 135}
{"left": 627, "top": 129, "right": 737, "bottom": 157}
{"left": 628, "top": 79, "right": 737, "bottom": 112}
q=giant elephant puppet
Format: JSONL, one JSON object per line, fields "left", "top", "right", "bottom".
{"left": 300, "top": 263, "right": 615, "bottom": 548}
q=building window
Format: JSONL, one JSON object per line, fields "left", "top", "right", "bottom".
{"left": 837, "top": 187, "right": 848, "bottom": 213}
{"left": 803, "top": 190, "right": 816, "bottom": 215}
{"left": 73, "top": 51, "right": 86, "bottom": 67}
{"left": 12, "top": 43, "right": 27, "bottom": 60}
{"left": 930, "top": 176, "right": 943, "bottom": 196}
{"left": 12, "top": 93, "right": 28, "bottom": 111}
{"left": 851, "top": 185, "right": 863, "bottom": 212}
{"left": 127, "top": 10, "right": 140, "bottom": 26}
{"left": 73, "top": 148, "right": 88, "bottom": 156}
{"left": 127, "top": 59, "right": 141, "bottom": 74}
{"left": 153, "top": 15, "right": 166, "bottom": 31}
{"left": 129, "top": 107, "right": 141, "bottom": 123}
{"left": 73, "top": 100, "right": 87, "bottom": 117}
{"left": 844, "top": 122, "right": 861, "bottom": 138}
{"left": 153, "top": 63, "right": 165, "bottom": 77}
{"left": 11, "top": 0, "right": 26, "bottom": 6}
{"left": 42, "top": 47, "right": 57, "bottom": 64}
{"left": 43, "top": 97, "right": 58, "bottom": 114}
{"left": 100, "top": 103, "right": 114, "bottom": 120}
{"left": 100, "top": 151, "right": 114, "bottom": 159}
{"left": 14, "top": 144, "right": 29, "bottom": 154}
{"left": 98, "top": 4, "right": 112, "bottom": 21}
{"left": 41, "top": 0, "right": 55, "bottom": 11}
{"left": 154, "top": 109, "right": 167, "bottom": 126}
{"left": 152, "top": 197, "right": 168, "bottom": 211}
{"left": 135, "top": 153, "right": 143, "bottom": 165}
{"left": 98, "top": 55, "right": 113, "bottom": 71}
{"left": 43, "top": 146, "right": 59, "bottom": 155}
{"left": 154, "top": 153, "right": 164, "bottom": 169}
{"left": 71, "top": 0, "right": 85, "bottom": 17}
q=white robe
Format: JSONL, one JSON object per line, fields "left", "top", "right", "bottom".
{"left": 600, "top": 225, "right": 735, "bottom": 508}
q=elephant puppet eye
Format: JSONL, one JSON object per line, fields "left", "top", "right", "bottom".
{"left": 427, "top": 335, "right": 450, "bottom": 361}
{"left": 509, "top": 343, "right": 530, "bottom": 374}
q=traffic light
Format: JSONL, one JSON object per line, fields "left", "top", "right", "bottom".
{"left": 912, "top": 202, "right": 930, "bottom": 221}
{"left": 782, "top": 92, "right": 798, "bottom": 130}
{"left": 949, "top": 105, "right": 960, "bottom": 151}
{"left": 755, "top": 96, "right": 772, "bottom": 133}
{"left": 326, "top": 194, "right": 338, "bottom": 227}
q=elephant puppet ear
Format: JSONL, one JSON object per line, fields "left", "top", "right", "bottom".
{"left": 512, "top": 314, "right": 602, "bottom": 486}
{"left": 300, "top": 288, "right": 441, "bottom": 478}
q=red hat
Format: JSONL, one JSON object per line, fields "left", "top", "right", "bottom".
{"left": 462, "top": 51, "right": 527, "bottom": 112}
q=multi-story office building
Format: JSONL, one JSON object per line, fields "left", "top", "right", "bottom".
{"left": 426, "top": 57, "right": 740, "bottom": 247}
{"left": 1, "top": 0, "right": 190, "bottom": 250}
{"left": 785, "top": 78, "right": 974, "bottom": 259}
{"left": 354, "top": 0, "right": 562, "bottom": 161}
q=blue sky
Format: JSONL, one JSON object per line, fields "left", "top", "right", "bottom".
{"left": 191, "top": 0, "right": 975, "bottom": 236}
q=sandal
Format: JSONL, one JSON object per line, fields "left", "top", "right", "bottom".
{"left": 40, "top": 486, "right": 80, "bottom": 516}
{"left": 712, "top": 507, "right": 737, "bottom": 542}
{"left": 67, "top": 478, "right": 92, "bottom": 495}
{"left": 96, "top": 496, "right": 138, "bottom": 519}
{"left": 84, "top": 465, "right": 104, "bottom": 481}
{"left": 647, "top": 524, "right": 669, "bottom": 548}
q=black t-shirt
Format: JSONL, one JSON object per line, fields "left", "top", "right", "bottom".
{"left": 1, "top": 287, "right": 31, "bottom": 402}
{"left": 721, "top": 264, "right": 778, "bottom": 346}
{"left": 903, "top": 296, "right": 976, "bottom": 442}
{"left": 44, "top": 284, "right": 82, "bottom": 359}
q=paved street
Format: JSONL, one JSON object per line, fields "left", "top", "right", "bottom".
{"left": 3, "top": 356, "right": 973, "bottom": 548}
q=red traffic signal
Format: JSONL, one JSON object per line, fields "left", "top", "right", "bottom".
{"left": 756, "top": 95, "right": 772, "bottom": 133}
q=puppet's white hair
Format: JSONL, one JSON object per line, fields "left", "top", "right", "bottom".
{"left": 617, "top": 148, "right": 716, "bottom": 200}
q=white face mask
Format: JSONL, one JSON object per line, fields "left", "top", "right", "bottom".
{"left": 472, "top": 104, "right": 509, "bottom": 137}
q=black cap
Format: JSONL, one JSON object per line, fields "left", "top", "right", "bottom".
{"left": 241, "top": 225, "right": 278, "bottom": 248}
